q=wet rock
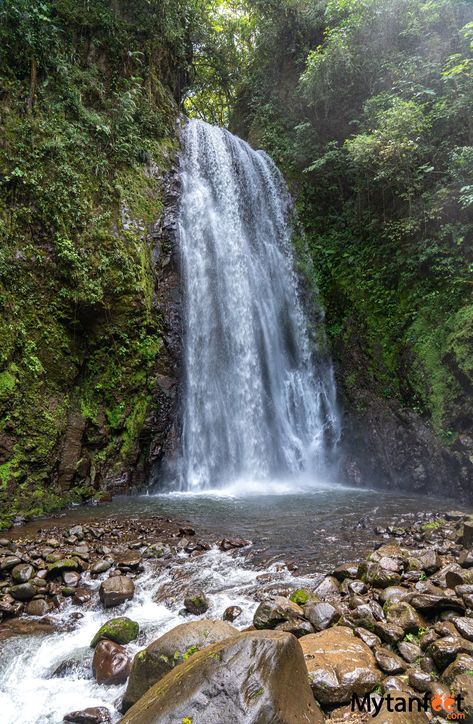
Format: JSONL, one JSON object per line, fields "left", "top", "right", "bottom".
{"left": 384, "top": 601, "right": 426, "bottom": 634}
{"left": 91, "top": 617, "right": 139, "bottom": 647}
{"left": 408, "top": 669, "right": 434, "bottom": 692}
{"left": 398, "top": 640, "right": 422, "bottom": 663}
{"left": 373, "top": 621, "right": 405, "bottom": 645}
{"left": 253, "top": 596, "right": 303, "bottom": 629}
{"left": 116, "top": 551, "right": 142, "bottom": 569}
{"left": 313, "top": 576, "right": 340, "bottom": 598}
{"left": 462, "top": 521, "right": 473, "bottom": 547}
{"left": 300, "top": 626, "right": 381, "bottom": 705}
{"left": 10, "top": 582, "right": 36, "bottom": 601}
{"left": 99, "top": 576, "right": 134, "bottom": 608}
{"left": 382, "top": 677, "right": 414, "bottom": 694}
{"left": 410, "top": 590, "right": 465, "bottom": 612}
{"left": 63, "top": 707, "right": 111, "bottom": 723}
{"left": 303, "top": 601, "right": 340, "bottom": 632}
{"left": 63, "top": 571, "right": 81, "bottom": 587}
{"left": 428, "top": 636, "right": 473, "bottom": 670}
{"left": 122, "top": 620, "right": 237, "bottom": 712}
{"left": 26, "top": 599, "right": 49, "bottom": 616}
{"left": 47, "top": 558, "right": 80, "bottom": 575}
{"left": 380, "top": 586, "right": 412, "bottom": 604}
{"left": 183, "top": 590, "right": 209, "bottom": 615}
{"left": 121, "top": 630, "right": 324, "bottom": 724}
{"left": 90, "top": 560, "right": 112, "bottom": 575}
{"left": 332, "top": 562, "right": 359, "bottom": 581}
{"left": 450, "top": 673, "right": 473, "bottom": 714}
{"left": 454, "top": 618, "right": 473, "bottom": 642}
{"left": 446, "top": 566, "right": 473, "bottom": 589}
{"left": 223, "top": 605, "right": 242, "bottom": 622}
{"left": 359, "top": 561, "right": 402, "bottom": 588}
{"left": 345, "top": 579, "right": 367, "bottom": 596}
{"left": 355, "top": 627, "right": 381, "bottom": 649}
{"left": 73, "top": 588, "right": 92, "bottom": 605}
{"left": 219, "top": 538, "right": 250, "bottom": 551}
{"left": 92, "top": 639, "right": 131, "bottom": 685}
{"left": 274, "top": 618, "right": 313, "bottom": 638}
{"left": 374, "top": 647, "right": 407, "bottom": 674}
{"left": 11, "top": 563, "right": 34, "bottom": 583}
{"left": 442, "top": 653, "right": 473, "bottom": 684}
{"left": 459, "top": 549, "right": 473, "bottom": 568}
{"left": 0, "top": 556, "right": 21, "bottom": 571}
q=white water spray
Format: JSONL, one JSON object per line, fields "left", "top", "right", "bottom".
{"left": 177, "top": 120, "right": 339, "bottom": 491}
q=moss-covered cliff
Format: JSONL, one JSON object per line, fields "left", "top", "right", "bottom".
{"left": 0, "top": 0, "right": 191, "bottom": 526}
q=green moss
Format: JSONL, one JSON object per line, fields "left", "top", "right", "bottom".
{"left": 421, "top": 519, "right": 446, "bottom": 531}
{"left": 289, "top": 589, "right": 309, "bottom": 605}
{"left": 182, "top": 644, "right": 200, "bottom": 661}
{"left": 90, "top": 617, "right": 140, "bottom": 647}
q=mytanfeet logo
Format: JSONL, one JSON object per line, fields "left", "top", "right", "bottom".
{"left": 352, "top": 691, "right": 466, "bottom": 719}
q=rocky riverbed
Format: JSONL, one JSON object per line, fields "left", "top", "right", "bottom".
{"left": 2, "top": 508, "right": 473, "bottom": 722}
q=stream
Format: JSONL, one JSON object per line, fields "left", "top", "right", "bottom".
{"left": 1, "top": 487, "right": 469, "bottom": 723}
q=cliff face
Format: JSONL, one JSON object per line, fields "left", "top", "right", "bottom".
{"left": 0, "top": 1, "right": 187, "bottom": 527}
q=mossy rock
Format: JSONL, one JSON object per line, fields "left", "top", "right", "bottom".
{"left": 289, "top": 589, "right": 310, "bottom": 605}
{"left": 91, "top": 616, "right": 140, "bottom": 648}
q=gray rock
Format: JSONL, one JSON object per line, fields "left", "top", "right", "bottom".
{"left": 121, "top": 630, "right": 324, "bottom": 724}
{"left": 253, "top": 596, "right": 303, "bottom": 629}
{"left": 10, "top": 583, "right": 36, "bottom": 601}
{"left": 304, "top": 601, "right": 340, "bottom": 632}
{"left": 122, "top": 620, "right": 237, "bottom": 712}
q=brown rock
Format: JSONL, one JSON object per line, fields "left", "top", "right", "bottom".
{"left": 99, "top": 576, "right": 134, "bottom": 608}
{"left": 63, "top": 707, "right": 111, "bottom": 723}
{"left": 92, "top": 640, "right": 130, "bottom": 685}
{"left": 26, "top": 599, "right": 49, "bottom": 616}
{"left": 300, "top": 626, "right": 381, "bottom": 705}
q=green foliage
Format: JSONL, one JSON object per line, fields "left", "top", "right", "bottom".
{"left": 0, "top": 0, "right": 195, "bottom": 525}
{"left": 235, "top": 0, "right": 473, "bottom": 439}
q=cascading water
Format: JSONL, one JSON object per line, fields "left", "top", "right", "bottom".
{"left": 177, "top": 119, "right": 340, "bottom": 491}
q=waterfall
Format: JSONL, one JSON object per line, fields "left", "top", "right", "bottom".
{"left": 176, "top": 119, "right": 339, "bottom": 491}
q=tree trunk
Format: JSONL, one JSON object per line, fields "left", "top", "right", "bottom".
{"left": 27, "top": 55, "right": 37, "bottom": 115}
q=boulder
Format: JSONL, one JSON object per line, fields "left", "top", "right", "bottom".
{"left": 11, "top": 563, "right": 34, "bottom": 583}
{"left": 428, "top": 636, "right": 473, "bottom": 670}
{"left": 183, "top": 590, "right": 209, "bottom": 615}
{"left": 26, "top": 599, "right": 49, "bottom": 616}
{"left": 454, "top": 617, "right": 473, "bottom": 642}
{"left": 384, "top": 601, "right": 426, "bottom": 634}
{"left": 121, "top": 630, "right": 324, "bottom": 724}
{"left": 10, "top": 583, "right": 36, "bottom": 601}
{"left": 359, "top": 561, "right": 401, "bottom": 588}
{"left": 91, "top": 560, "right": 112, "bottom": 575}
{"left": 253, "top": 596, "right": 303, "bottom": 629}
{"left": 303, "top": 601, "right": 340, "bottom": 632}
{"left": 122, "top": 620, "right": 237, "bottom": 712}
{"left": 92, "top": 640, "right": 131, "bottom": 685}
{"left": 374, "top": 647, "right": 407, "bottom": 674}
{"left": 91, "top": 617, "right": 139, "bottom": 647}
{"left": 300, "top": 626, "right": 381, "bottom": 705}
{"left": 99, "top": 576, "right": 134, "bottom": 608}
{"left": 223, "top": 605, "right": 242, "bottom": 622}
{"left": 442, "top": 653, "right": 473, "bottom": 685}
{"left": 398, "top": 640, "right": 422, "bottom": 663}
{"left": 274, "top": 619, "right": 313, "bottom": 638}
{"left": 313, "top": 576, "right": 340, "bottom": 598}
{"left": 371, "top": 691, "right": 429, "bottom": 723}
